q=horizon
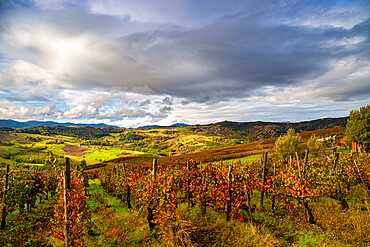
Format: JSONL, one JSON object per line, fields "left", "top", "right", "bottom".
{"left": 0, "top": 1, "right": 369, "bottom": 128}
{"left": 0, "top": 115, "right": 349, "bottom": 129}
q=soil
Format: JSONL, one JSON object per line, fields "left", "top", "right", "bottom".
{"left": 62, "top": 143, "right": 90, "bottom": 157}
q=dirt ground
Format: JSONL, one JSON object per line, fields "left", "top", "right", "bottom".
{"left": 62, "top": 143, "right": 90, "bottom": 156}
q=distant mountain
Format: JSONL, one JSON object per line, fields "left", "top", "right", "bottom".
{"left": 170, "top": 123, "right": 189, "bottom": 127}
{"left": 137, "top": 125, "right": 160, "bottom": 129}
{"left": 0, "top": 119, "right": 118, "bottom": 128}
{"left": 137, "top": 123, "right": 189, "bottom": 129}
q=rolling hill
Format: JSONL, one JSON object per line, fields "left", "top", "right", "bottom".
{"left": 186, "top": 117, "right": 348, "bottom": 142}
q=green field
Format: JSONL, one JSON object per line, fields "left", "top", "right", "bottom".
{"left": 223, "top": 154, "right": 262, "bottom": 165}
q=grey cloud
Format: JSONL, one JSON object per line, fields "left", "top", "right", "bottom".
{"left": 115, "top": 15, "right": 370, "bottom": 102}
{"left": 6, "top": 95, "right": 50, "bottom": 102}
{"left": 159, "top": 106, "right": 172, "bottom": 113}
{"left": 139, "top": 99, "right": 151, "bottom": 106}
{"left": 93, "top": 94, "right": 112, "bottom": 108}
{"left": 117, "top": 108, "right": 151, "bottom": 119}
{"left": 161, "top": 96, "right": 173, "bottom": 105}
{"left": 149, "top": 111, "right": 170, "bottom": 122}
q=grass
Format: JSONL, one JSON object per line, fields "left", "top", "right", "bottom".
{"left": 65, "top": 154, "right": 98, "bottom": 164}
{"left": 0, "top": 146, "right": 16, "bottom": 151}
{"left": 312, "top": 186, "right": 370, "bottom": 246}
{"left": 120, "top": 149, "right": 146, "bottom": 155}
{"left": 85, "top": 179, "right": 151, "bottom": 246}
{"left": 84, "top": 148, "right": 127, "bottom": 162}
{"left": 0, "top": 194, "right": 57, "bottom": 246}
{"left": 60, "top": 145, "right": 146, "bottom": 165}
{"left": 78, "top": 147, "right": 145, "bottom": 164}
{"left": 0, "top": 146, "right": 20, "bottom": 154}
{"left": 32, "top": 140, "right": 48, "bottom": 148}
{"left": 45, "top": 143, "right": 66, "bottom": 155}
{"left": 0, "top": 157, "right": 16, "bottom": 165}
{"left": 174, "top": 203, "right": 281, "bottom": 247}
{"left": 19, "top": 162, "right": 44, "bottom": 166}
{"left": 223, "top": 154, "right": 262, "bottom": 165}
{"left": 177, "top": 134, "right": 214, "bottom": 145}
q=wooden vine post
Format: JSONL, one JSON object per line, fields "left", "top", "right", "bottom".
{"left": 226, "top": 165, "right": 233, "bottom": 221}
{"left": 301, "top": 150, "right": 316, "bottom": 224}
{"left": 201, "top": 167, "right": 208, "bottom": 215}
{"left": 330, "top": 153, "right": 349, "bottom": 210}
{"left": 260, "top": 152, "right": 268, "bottom": 208}
{"left": 243, "top": 181, "right": 255, "bottom": 225}
{"left": 1, "top": 164, "right": 10, "bottom": 230}
{"left": 354, "top": 161, "right": 370, "bottom": 205}
{"left": 112, "top": 165, "right": 117, "bottom": 177}
{"left": 65, "top": 157, "right": 71, "bottom": 190}
{"left": 64, "top": 157, "right": 71, "bottom": 247}
{"left": 152, "top": 159, "right": 157, "bottom": 182}
{"left": 122, "top": 163, "right": 131, "bottom": 209}
{"left": 186, "top": 161, "right": 193, "bottom": 207}
{"left": 303, "top": 149, "right": 309, "bottom": 178}
{"left": 296, "top": 152, "right": 302, "bottom": 179}
{"left": 147, "top": 159, "right": 157, "bottom": 231}
{"left": 271, "top": 162, "right": 277, "bottom": 211}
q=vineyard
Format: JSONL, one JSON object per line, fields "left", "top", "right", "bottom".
{"left": 94, "top": 151, "right": 370, "bottom": 246}
{"left": 1, "top": 149, "right": 369, "bottom": 246}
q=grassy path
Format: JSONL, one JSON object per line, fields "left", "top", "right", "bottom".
{"left": 85, "top": 179, "right": 153, "bottom": 246}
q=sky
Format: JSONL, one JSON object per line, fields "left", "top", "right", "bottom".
{"left": 0, "top": 0, "right": 369, "bottom": 128}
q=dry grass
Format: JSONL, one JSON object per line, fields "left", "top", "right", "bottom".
{"left": 160, "top": 220, "right": 194, "bottom": 247}
{"left": 313, "top": 195, "right": 370, "bottom": 246}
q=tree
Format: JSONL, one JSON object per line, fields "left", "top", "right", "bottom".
{"left": 307, "top": 135, "right": 324, "bottom": 157}
{"left": 346, "top": 105, "right": 370, "bottom": 152}
{"left": 275, "top": 128, "right": 304, "bottom": 159}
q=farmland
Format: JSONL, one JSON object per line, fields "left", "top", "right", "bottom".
{"left": 0, "top": 126, "right": 242, "bottom": 166}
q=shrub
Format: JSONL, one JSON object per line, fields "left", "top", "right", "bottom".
{"left": 307, "top": 135, "right": 324, "bottom": 157}
{"left": 275, "top": 128, "right": 304, "bottom": 159}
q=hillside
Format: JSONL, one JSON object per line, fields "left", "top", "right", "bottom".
{"left": 186, "top": 117, "right": 348, "bottom": 142}
{"left": 86, "top": 126, "right": 346, "bottom": 170}
{"left": 0, "top": 117, "right": 348, "bottom": 166}
{"left": 1, "top": 117, "right": 348, "bottom": 144}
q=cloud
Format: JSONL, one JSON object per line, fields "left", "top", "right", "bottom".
{"left": 159, "top": 106, "right": 172, "bottom": 113}
{"left": 3, "top": 6, "right": 369, "bottom": 103}
{"left": 0, "top": 99, "right": 59, "bottom": 120}
{"left": 0, "top": 1, "right": 369, "bottom": 126}
{"left": 139, "top": 99, "right": 151, "bottom": 106}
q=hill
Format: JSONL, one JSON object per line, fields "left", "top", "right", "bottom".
{"left": 186, "top": 117, "right": 348, "bottom": 142}
{"left": 86, "top": 126, "right": 346, "bottom": 170}
{"left": 0, "top": 119, "right": 117, "bottom": 128}
{"left": 137, "top": 123, "right": 189, "bottom": 129}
